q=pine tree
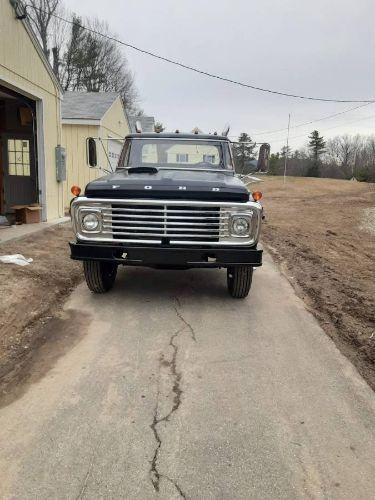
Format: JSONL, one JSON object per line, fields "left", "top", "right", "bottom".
{"left": 307, "top": 130, "right": 325, "bottom": 177}
{"left": 268, "top": 153, "right": 281, "bottom": 175}
{"left": 232, "top": 133, "right": 257, "bottom": 174}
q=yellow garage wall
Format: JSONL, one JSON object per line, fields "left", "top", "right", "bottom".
{"left": 62, "top": 97, "right": 130, "bottom": 209}
{"left": 0, "top": 0, "right": 64, "bottom": 220}
{"left": 62, "top": 123, "right": 101, "bottom": 210}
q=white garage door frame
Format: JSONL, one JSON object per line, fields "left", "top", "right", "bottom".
{"left": 0, "top": 77, "right": 47, "bottom": 221}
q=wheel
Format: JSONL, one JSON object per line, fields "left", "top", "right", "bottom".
{"left": 227, "top": 266, "right": 253, "bottom": 298}
{"left": 83, "top": 260, "right": 117, "bottom": 293}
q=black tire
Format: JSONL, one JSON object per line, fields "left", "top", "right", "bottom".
{"left": 83, "top": 260, "right": 117, "bottom": 293}
{"left": 227, "top": 266, "right": 253, "bottom": 298}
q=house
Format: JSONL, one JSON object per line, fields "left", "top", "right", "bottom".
{"left": 128, "top": 115, "right": 155, "bottom": 133}
{"left": 61, "top": 91, "right": 130, "bottom": 210}
{"left": 0, "top": 0, "right": 64, "bottom": 222}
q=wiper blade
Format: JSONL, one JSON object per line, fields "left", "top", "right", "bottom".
{"left": 128, "top": 166, "right": 159, "bottom": 174}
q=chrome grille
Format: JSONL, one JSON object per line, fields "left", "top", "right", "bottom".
{"left": 71, "top": 198, "right": 262, "bottom": 246}
{"left": 102, "top": 203, "right": 228, "bottom": 242}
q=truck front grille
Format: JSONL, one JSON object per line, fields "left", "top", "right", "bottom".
{"left": 102, "top": 203, "right": 229, "bottom": 243}
{"left": 72, "top": 198, "right": 262, "bottom": 247}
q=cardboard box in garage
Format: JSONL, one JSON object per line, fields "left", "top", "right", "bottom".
{"left": 11, "top": 205, "right": 42, "bottom": 224}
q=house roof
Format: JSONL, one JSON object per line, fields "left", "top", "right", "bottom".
{"left": 128, "top": 115, "right": 155, "bottom": 133}
{"left": 61, "top": 91, "right": 120, "bottom": 121}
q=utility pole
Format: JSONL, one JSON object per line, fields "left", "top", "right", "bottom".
{"left": 352, "top": 150, "right": 357, "bottom": 180}
{"left": 283, "top": 113, "right": 291, "bottom": 185}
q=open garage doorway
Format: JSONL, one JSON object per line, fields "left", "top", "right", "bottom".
{"left": 0, "top": 85, "right": 39, "bottom": 223}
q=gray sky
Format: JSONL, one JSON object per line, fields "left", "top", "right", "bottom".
{"left": 64, "top": 0, "right": 375, "bottom": 151}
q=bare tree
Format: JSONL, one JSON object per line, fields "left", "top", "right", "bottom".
{"left": 60, "top": 16, "right": 139, "bottom": 113}
{"left": 27, "top": 0, "right": 60, "bottom": 59}
{"left": 27, "top": 1, "right": 140, "bottom": 113}
{"left": 325, "top": 135, "right": 362, "bottom": 177}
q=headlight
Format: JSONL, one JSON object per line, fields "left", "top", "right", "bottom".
{"left": 231, "top": 215, "right": 251, "bottom": 236}
{"left": 82, "top": 213, "right": 100, "bottom": 231}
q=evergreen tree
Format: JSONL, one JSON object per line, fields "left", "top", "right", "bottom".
{"left": 232, "top": 133, "right": 257, "bottom": 174}
{"left": 307, "top": 130, "right": 325, "bottom": 177}
{"left": 268, "top": 153, "right": 281, "bottom": 175}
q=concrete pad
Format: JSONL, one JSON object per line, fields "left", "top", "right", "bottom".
{"left": 0, "top": 217, "right": 70, "bottom": 244}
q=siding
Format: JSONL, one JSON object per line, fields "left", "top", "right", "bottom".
{"left": 101, "top": 97, "right": 129, "bottom": 139}
{"left": 0, "top": 0, "right": 63, "bottom": 220}
{"left": 62, "top": 124, "right": 101, "bottom": 208}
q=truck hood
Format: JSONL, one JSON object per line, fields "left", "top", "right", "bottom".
{"left": 85, "top": 169, "right": 249, "bottom": 202}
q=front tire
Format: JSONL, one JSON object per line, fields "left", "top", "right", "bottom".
{"left": 227, "top": 266, "right": 253, "bottom": 298}
{"left": 83, "top": 260, "right": 117, "bottom": 293}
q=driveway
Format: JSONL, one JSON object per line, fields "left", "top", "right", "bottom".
{"left": 0, "top": 253, "right": 374, "bottom": 499}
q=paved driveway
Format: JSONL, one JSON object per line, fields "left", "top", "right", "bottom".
{"left": 0, "top": 253, "right": 374, "bottom": 499}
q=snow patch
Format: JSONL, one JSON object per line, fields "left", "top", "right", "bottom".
{"left": 360, "top": 207, "right": 375, "bottom": 234}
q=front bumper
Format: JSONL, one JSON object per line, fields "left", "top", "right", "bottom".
{"left": 70, "top": 242, "right": 263, "bottom": 269}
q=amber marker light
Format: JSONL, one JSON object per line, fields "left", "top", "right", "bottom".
{"left": 71, "top": 185, "right": 81, "bottom": 197}
{"left": 252, "top": 191, "right": 263, "bottom": 201}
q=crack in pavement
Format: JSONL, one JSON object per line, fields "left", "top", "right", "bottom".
{"left": 162, "top": 474, "right": 188, "bottom": 499}
{"left": 75, "top": 455, "right": 95, "bottom": 500}
{"left": 149, "top": 299, "right": 196, "bottom": 498}
{"left": 173, "top": 298, "right": 197, "bottom": 343}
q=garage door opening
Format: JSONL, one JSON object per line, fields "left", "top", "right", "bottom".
{"left": 0, "top": 85, "right": 39, "bottom": 223}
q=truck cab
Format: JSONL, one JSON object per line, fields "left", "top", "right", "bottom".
{"left": 70, "top": 132, "right": 263, "bottom": 298}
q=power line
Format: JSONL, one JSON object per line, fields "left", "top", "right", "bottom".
{"left": 228, "top": 103, "right": 375, "bottom": 142}
{"left": 263, "top": 111, "right": 375, "bottom": 145}
{"left": 250, "top": 102, "right": 374, "bottom": 136}
{"left": 23, "top": 4, "right": 375, "bottom": 104}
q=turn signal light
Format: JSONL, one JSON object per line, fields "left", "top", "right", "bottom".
{"left": 71, "top": 185, "right": 81, "bottom": 197}
{"left": 252, "top": 191, "right": 263, "bottom": 201}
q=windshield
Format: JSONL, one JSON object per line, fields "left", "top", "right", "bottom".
{"left": 119, "top": 138, "right": 233, "bottom": 171}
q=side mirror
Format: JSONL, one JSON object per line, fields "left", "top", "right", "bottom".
{"left": 87, "top": 137, "right": 97, "bottom": 167}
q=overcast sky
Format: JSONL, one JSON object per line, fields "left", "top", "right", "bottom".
{"left": 64, "top": 0, "right": 375, "bottom": 151}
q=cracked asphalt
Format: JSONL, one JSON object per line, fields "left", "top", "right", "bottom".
{"left": 0, "top": 252, "right": 374, "bottom": 499}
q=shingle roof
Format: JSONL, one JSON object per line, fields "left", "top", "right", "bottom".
{"left": 62, "top": 91, "right": 120, "bottom": 120}
{"left": 128, "top": 115, "right": 155, "bottom": 133}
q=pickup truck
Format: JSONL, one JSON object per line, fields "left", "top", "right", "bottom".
{"left": 69, "top": 132, "right": 263, "bottom": 298}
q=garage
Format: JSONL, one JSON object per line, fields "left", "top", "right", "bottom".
{"left": 1, "top": 0, "right": 64, "bottom": 223}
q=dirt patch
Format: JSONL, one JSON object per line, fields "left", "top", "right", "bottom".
{"left": 0, "top": 224, "right": 83, "bottom": 399}
{"left": 258, "top": 176, "right": 375, "bottom": 389}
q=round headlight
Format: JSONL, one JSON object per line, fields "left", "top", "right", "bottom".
{"left": 232, "top": 216, "right": 250, "bottom": 236}
{"left": 82, "top": 213, "right": 100, "bottom": 231}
